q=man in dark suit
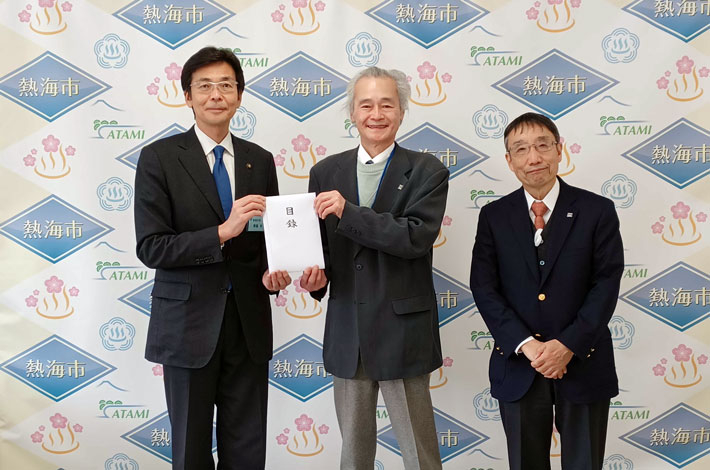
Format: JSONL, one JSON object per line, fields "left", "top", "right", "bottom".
{"left": 134, "top": 47, "right": 291, "bottom": 470}
{"left": 470, "top": 112, "right": 623, "bottom": 470}
{"left": 299, "top": 67, "right": 448, "bottom": 470}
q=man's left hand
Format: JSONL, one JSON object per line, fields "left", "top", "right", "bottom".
{"left": 530, "top": 339, "right": 573, "bottom": 379}
{"left": 262, "top": 270, "right": 292, "bottom": 291}
{"left": 314, "top": 191, "right": 346, "bottom": 219}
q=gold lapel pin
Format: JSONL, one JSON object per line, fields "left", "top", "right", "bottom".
{"left": 246, "top": 163, "right": 252, "bottom": 169}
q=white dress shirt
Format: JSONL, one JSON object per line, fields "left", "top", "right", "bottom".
{"left": 194, "top": 124, "right": 236, "bottom": 202}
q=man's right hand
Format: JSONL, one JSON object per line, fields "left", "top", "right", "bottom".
{"left": 298, "top": 266, "right": 327, "bottom": 292}
{"left": 218, "top": 195, "right": 266, "bottom": 243}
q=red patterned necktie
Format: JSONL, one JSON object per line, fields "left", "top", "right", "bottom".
{"left": 531, "top": 201, "right": 548, "bottom": 230}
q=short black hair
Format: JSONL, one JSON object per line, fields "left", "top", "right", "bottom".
{"left": 503, "top": 112, "right": 560, "bottom": 150}
{"left": 181, "top": 46, "right": 244, "bottom": 96}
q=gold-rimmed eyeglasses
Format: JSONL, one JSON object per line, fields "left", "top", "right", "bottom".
{"left": 190, "top": 80, "right": 239, "bottom": 94}
{"left": 507, "top": 139, "right": 558, "bottom": 159}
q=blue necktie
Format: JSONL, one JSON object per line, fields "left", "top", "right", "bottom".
{"left": 212, "top": 145, "right": 232, "bottom": 219}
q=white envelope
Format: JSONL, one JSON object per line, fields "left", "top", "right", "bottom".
{"left": 263, "top": 193, "right": 325, "bottom": 272}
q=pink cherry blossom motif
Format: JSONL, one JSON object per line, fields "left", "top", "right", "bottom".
{"left": 147, "top": 83, "right": 159, "bottom": 95}
{"left": 38, "top": 0, "right": 55, "bottom": 7}
{"left": 271, "top": 10, "right": 284, "bottom": 22}
{"left": 676, "top": 56, "right": 694, "bottom": 75}
{"left": 25, "top": 295, "right": 38, "bottom": 307}
{"left": 31, "top": 148, "right": 37, "bottom": 154}
{"left": 152, "top": 364, "right": 163, "bottom": 376}
{"left": 293, "top": 278, "right": 307, "bottom": 293}
{"left": 291, "top": 134, "right": 311, "bottom": 152}
{"left": 526, "top": 7, "right": 539, "bottom": 20}
{"left": 276, "top": 433, "right": 288, "bottom": 445}
{"left": 283, "top": 428, "right": 290, "bottom": 434}
{"left": 315, "top": 1, "right": 325, "bottom": 11}
{"left": 316, "top": 145, "right": 327, "bottom": 156}
{"left": 65, "top": 146, "right": 76, "bottom": 156}
{"left": 318, "top": 424, "right": 329, "bottom": 434}
{"left": 68, "top": 286, "right": 79, "bottom": 296}
{"left": 61, "top": 1, "right": 72, "bottom": 11}
{"left": 45, "top": 276, "right": 64, "bottom": 293}
{"left": 664, "top": 71, "right": 671, "bottom": 77}
{"left": 18, "top": 10, "right": 31, "bottom": 22}
{"left": 443, "top": 356, "right": 454, "bottom": 367}
{"left": 292, "top": 0, "right": 308, "bottom": 8}
{"left": 534, "top": 1, "right": 540, "bottom": 6}
{"left": 279, "top": 4, "right": 285, "bottom": 10}
{"left": 274, "top": 154, "right": 285, "bottom": 166}
{"left": 558, "top": 136, "right": 565, "bottom": 144}
{"left": 548, "top": 0, "right": 563, "bottom": 4}
{"left": 442, "top": 216, "right": 452, "bottom": 226}
{"left": 27, "top": 4, "right": 32, "bottom": 9}
{"left": 23, "top": 155, "right": 36, "bottom": 166}
{"left": 154, "top": 77, "right": 160, "bottom": 83}
{"left": 656, "top": 77, "right": 669, "bottom": 90}
{"left": 698, "top": 354, "right": 708, "bottom": 364}
{"left": 441, "top": 73, "right": 452, "bottom": 83}
{"left": 652, "top": 364, "right": 666, "bottom": 376}
{"left": 406, "top": 76, "right": 412, "bottom": 82}
{"left": 660, "top": 358, "right": 667, "bottom": 364}
{"left": 294, "top": 414, "right": 313, "bottom": 431}
{"left": 696, "top": 212, "right": 707, "bottom": 222}
{"left": 659, "top": 216, "right": 665, "bottom": 222}
{"left": 700, "top": 67, "right": 710, "bottom": 78}
{"left": 280, "top": 148, "right": 287, "bottom": 154}
{"left": 570, "top": 0, "right": 581, "bottom": 7}
{"left": 33, "top": 290, "right": 40, "bottom": 295}
{"left": 651, "top": 222, "right": 664, "bottom": 234}
{"left": 72, "top": 423, "right": 83, "bottom": 432}
{"left": 275, "top": 295, "right": 287, "bottom": 307}
{"left": 164, "top": 62, "right": 182, "bottom": 81}
{"left": 670, "top": 201, "right": 690, "bottom": 220}
{"left": 569, "top": 143, "right": 581, "bottom": 154}
{"left": 672, "top": 344, "right": 693, "bottom": 362}
{"left": 39, "top": 425, "right": 45, "bottom": 431}
{"left": 42, "top": 135, "right": 60, "bottom": 153}
{"left": 417, "top": 61, "right": 436, "bottom": 80}
{"left": 49, "top": 413, "right": 68, "bottom": 429}
{"left": 30, "top": 431, "right": 44, "bottom": 443}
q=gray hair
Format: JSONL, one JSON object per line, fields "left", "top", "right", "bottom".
{"left": 345, "top": 66, "right": 410, "bottom": 115}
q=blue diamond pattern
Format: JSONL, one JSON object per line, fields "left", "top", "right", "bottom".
{"left": 433, "top": 268, "right": 476, "bottom": 327}
{"left": 622, "top": 118, "right": 710, "bottom": 188}
{"left": 269, "top": 334, "right": 332, "bottom": 402}
{"left": 493, "top": 49, "right": 618, "bottom": 119}
{"left": 114, "top": 0, "right": 234, "bottom": 49}
{"left": 246, "top": 52, "right": 349, "bottom": 121}
{"left": 623, "top": 1, "right": 710, "bottom": 42}
{"left": 399, "top": 123, "right": 488, "bottom": 180}
{"left": 0, "top": 195, "right": 113, "bottom": 263}
{"left": 620, "top": 403, "right": 710, "bottom": 467}
{"left": 621, "top": 262, "right": 710, "bottom": 331}
{"left": 118, "top": 279, "right": 154, "bottom": 316}
{"left": 366, "top": 0, "right": 488, "bottom": 48}
{"left": 116, "top": 124, "right": 188, "bottom": 170}
{"left": 0, "top": 335, "right": 115, "bottom": 401}
{"left": 0, "top": 52, "right": 110, "bottom": 122}
{"left": 377, "top": 407, "right": 488, "bottom": 463}
{"left": 122, "top": 411, "right": 217, "bottom": 464}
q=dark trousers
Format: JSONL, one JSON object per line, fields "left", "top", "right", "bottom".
{"left": 498, "top": 373, "right": 610, "bottom": 470}
{"left": 162, "top": 295, "right": 268, "bottom": 470}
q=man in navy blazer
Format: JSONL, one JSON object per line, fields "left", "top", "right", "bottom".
{"left": 470, "top": 113, "right": 623, "bottom": 470}
{"left": 134, "top": 47, "right": 291, "bottom": 470}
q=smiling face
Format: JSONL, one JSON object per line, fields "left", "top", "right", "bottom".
{"left": 184, "top": 61, "right": 242, "bottom": 141}
{"left": 505, "top": 123, "right": 562, "bottom": 199}
{"left": 350, "top": 76, "right": 405, "bottom": 157}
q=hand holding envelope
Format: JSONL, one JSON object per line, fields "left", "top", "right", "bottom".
{"left": 262, "top": 193, "right": 325, "bottom": 273}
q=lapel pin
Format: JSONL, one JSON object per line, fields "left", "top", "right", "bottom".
{"left": 246, "top": 163, "right": 252, "bottom": 169}
{"left": 567, "top": 212, "right": 573, "bottom": 217}
{"left": 397, "top": 184, "right": 403, "bottom": 190}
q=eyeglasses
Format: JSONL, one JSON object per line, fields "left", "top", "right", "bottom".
{"left": 190, "top": 80, "right": 239, "bottom": 94}
{"left": 507, "top": 139, "right": 558, "bottom": 158}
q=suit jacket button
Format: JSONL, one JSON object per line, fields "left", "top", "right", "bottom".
{"left": 591, "top": 348, "right": 595, "bottom": 352}
{"left": 495, "top": 346, "right": 500, "bottom": 350}
{"left": 356, "top": 264, "right": 363, "bottom": 271}
{"left": 534, "top": 333, "right": 542, "bottom": 337}
{"left": 538, "top": 293, "right": 546, "bottom": 301}
{"left": 587, "top": 354, "right": 591, "bottom": 358}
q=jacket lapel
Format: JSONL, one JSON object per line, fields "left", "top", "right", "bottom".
{"left": 232, "top": 135, "right": 252, "bottom": 198}
{"left": 177, "top": 127, "right": 224, "bottom": 221}
{"left": 371, "top": 144, "right": 411, "bottom": 214}
{"left": 508, "top": 188, "right": 540, "bottom": 284}
{"left": 539, "top": 179, "right": 577, "bottom": 286}
{"left": 332, "top": 149, "right": 359, "bottom": 205}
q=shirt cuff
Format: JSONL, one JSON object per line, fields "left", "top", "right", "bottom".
{"left": 516, "top": 336, "right": 534, "bottom": 354}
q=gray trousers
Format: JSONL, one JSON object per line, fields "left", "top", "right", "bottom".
{"left": 332, "top": 362, "right": 442, "bottom": 470}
